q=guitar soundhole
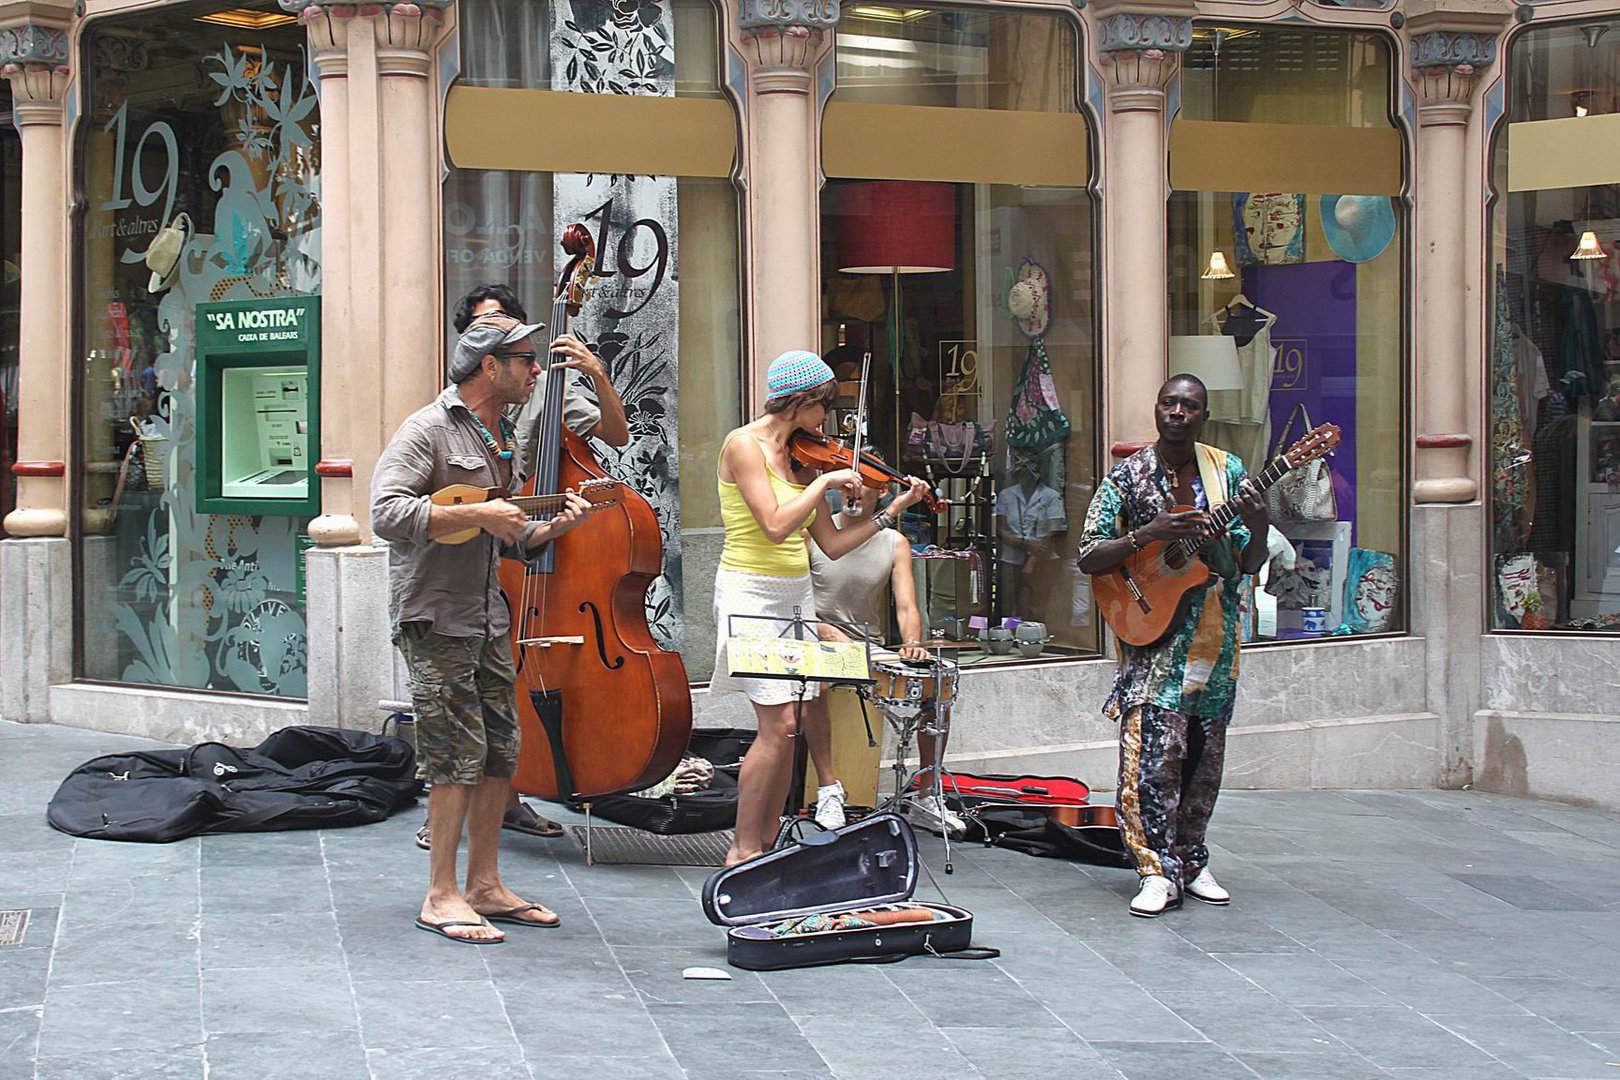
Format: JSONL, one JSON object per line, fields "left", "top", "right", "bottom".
{"left": 1164, "top": 548, "right": 1188, "bottom": 571}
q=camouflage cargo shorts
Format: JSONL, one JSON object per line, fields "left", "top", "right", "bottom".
{"left": 395, "top": 622, "right": 521, "bottom": 786}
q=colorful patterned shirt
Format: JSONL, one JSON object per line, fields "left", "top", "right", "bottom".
{"left": 1077, "top": 444, "right": 1252, "bottom": 723}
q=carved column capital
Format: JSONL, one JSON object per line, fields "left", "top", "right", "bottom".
{"left": 1098, "top": 12, "right": 1193, "bottom": 54}
{"left": 1099, "top": 14, "right": 1190, "bottom": 113}
{"left": 0, "top": 23, "right": 68, "bottom": 111}
{"left": 738, "top": 0, "right": 839, "bottom": 35}
{"left": 737, "top": 0, "right": 837, "bottom": 72}
{"left": 1411, "top": 32, "right": 1498, "bottom": 122}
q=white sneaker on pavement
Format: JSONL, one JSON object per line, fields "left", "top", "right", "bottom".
{"left": 1129, "top": 874, "right": 1182, "bottom": 918}
{"left": 1184, "top": 867, "right": 1231, "bottom": 905}
{"left": 814, "top": 781, "right": 847, "bottom": 830}
{"left": 905, "top": 795, "right": 967, "bottom": 838}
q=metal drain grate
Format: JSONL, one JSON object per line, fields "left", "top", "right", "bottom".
{"left": 565, "top": 826, "right": 733, "bottom": 867}
{"left": 0, "top": 910, "right": 30, "bottom": 947}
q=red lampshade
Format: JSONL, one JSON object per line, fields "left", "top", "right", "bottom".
{"left": 836, "top": 181, "right": 956, "bottom": 274}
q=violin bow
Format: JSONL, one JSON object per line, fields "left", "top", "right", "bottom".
{"left": 844, "top": 347, "right": 873, "bottom": 516}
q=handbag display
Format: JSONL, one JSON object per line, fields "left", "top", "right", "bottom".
{"left": 927, "top": 419, "right": 994, "bottom": 474}
{"left": 1265, "top": 403, "right": 1337, "bottom": 522}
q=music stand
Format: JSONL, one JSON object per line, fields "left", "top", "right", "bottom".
{"left": 724, "top": 608, "right": 875, "bottom": 838}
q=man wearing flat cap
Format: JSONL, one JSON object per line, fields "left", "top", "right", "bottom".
{"left": 371, "top": 312, "right": 595, "bottom": 944}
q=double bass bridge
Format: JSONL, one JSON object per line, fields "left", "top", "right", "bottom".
{"left": 516, "top": 635, "right": 585, "bottom": 648}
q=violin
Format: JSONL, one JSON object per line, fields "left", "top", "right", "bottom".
{"left": 787, "top": 429, "right": 947, "bottom": 514}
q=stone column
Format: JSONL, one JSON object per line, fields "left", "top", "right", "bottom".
{"left": 282, "top": 0, "right": 447, "bottom": 729}
{"left": 1410, "top": 30, "right": 1496, "bottom": 505}
{"left": 1097, "top": 11, "right": 1191, "bottom": 455}
{"left": 1, "top": 24, "right": 70, "bottom": 539}
{"left": 735, "top": 0, "right": 837, "bottom": 391}
{"left": 297, "top": 6, "right": 361, "bottom": 548}
{"left": 0, "top": 23, "right": 72, "bottom": 722}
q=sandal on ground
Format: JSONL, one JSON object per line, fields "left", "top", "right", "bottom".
{"left": 414, "top": 916, "right": 505, "bottom": 944}
{"left": 502, "top": 802, "right": 564, "bottom": 838}
{"left": 415, "top": 822, "right": 432, "bottom": 851}
{"left": 479, "top": 903, "right": 561, "bottom": 929}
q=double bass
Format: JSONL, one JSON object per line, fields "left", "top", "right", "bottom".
{"left": 500, "top": 224, "right": 693, "bottom": 800}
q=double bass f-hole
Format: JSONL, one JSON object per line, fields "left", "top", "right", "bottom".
{"left": 579, "top": 601, "right": 624, "bottom": 671}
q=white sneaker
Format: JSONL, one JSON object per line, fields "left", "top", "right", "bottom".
{"left": 905, "top": 795, "right": 966, "bottom": 838}
{"left": 1129, "top": 874, "right": 1182, "bottom": 918}
{"left": 814, "top": 781, "right": 847, "bottom": 830}
{"left": 1185, "top": 867, "right": 1231, "bottom": 905}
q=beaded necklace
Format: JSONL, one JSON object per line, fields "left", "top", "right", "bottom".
{"left": 468, "top": 411, "right": 515, "bottom": 461}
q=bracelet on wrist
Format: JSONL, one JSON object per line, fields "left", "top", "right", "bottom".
{"left": 1127, "top": 530, "right": 1142, "bottom": 551}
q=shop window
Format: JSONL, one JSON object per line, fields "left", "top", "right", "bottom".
{"left": 75, "top": 9, "right": 320, "bottom": 695}
{"left": 1168, "top": 26, "right": 1405, "bottom": 642}
{"left": 1489, "top": 20, "right": 1620, "bottom": 633}
{"left": 444, "top": 0, "right": 741, "bottom": 680}
{"left": 821, "top": 6, "right": 1100, "bottom": 661}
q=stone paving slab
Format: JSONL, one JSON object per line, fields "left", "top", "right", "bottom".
{"left": 4, "top": 719, "right": 1620, "bottom": 1080}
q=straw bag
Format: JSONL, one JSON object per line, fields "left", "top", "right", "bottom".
{"left": 1265, "top": 403, "right": 1335, "bottom": 522}
{"left": 132, "top": 417, "right": 168, "bottom": 491}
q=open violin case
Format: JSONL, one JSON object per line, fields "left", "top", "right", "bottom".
{"left": 700, "top": 812, "right": 996, "bottom": 971}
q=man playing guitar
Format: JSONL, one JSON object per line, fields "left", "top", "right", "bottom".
{"left": 1076, "top": 374, "right": 1269, "bottom": 918}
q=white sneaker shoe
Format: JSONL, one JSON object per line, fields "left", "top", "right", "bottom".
{"left": 1129, "top": 874, "right": 1182, "bottom": 918}
{"left": 905, "top": 795, "right": 966, "bottom": 838}
{"left": 1184, "top": 867, "right": 1231, "bottom": 905}
{"left": 813, "top": 781, "right": 847, "bottom": 830}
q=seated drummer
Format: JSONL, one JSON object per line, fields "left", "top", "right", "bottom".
{"left": 806, "top": 473, "right": 964, "bottom": 838}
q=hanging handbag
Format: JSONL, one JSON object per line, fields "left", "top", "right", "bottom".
{"left": 903, "top": 412, "right": 930, "bottom": 463}
{"left": 1004, "top": 337, "right": 1071, "bottom": 448}
{"left": 927, "top": 419, "right": 994, "bottom": 475}
{"left": 1265, "top": 402, "right": 1336, "bottom": 522}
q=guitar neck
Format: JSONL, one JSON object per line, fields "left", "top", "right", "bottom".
{"left": 1167, "top": 455, "right": 1291, "bottom": 560}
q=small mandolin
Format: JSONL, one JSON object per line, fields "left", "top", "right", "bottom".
{"left": 1093, "top": 424, "right": 1341, "bottom": 647}
{"left": 430, "top": 476, "right": 620, "bottom": 545}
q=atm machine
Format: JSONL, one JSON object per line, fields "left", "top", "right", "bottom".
{"left": 194, "top": 296, "right": 320, "bottom": 518}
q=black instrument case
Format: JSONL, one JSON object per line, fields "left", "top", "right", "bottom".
{"left": 700, "top": 813, "right": 978, "bottom": 971}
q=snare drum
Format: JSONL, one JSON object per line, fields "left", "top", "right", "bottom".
{"left": 868, "top": 656, "right": 958, "bottom": 713}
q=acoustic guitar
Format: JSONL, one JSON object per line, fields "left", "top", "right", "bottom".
{"left": 430, "top": 476, "right": 619, "bottom": 545}
{"left": 1092, "top": 424, "right": 1341, "bottom": 647}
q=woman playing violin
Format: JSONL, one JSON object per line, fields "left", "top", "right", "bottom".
{"left": 714, "top": 350, "right": 931, "bottom": 867}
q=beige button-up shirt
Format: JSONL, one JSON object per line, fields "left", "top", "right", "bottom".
{"left": 371, "top": 384, "right": 533, "bottom": 639}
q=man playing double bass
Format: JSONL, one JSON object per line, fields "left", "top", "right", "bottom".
{"left": 410, "top": 283, "right": 632, "bottom": 850}
{"left": 1076, "top": 374, "right": 1269, "bottom": 919}
{"left": 372, "top": 313, "right": 594, "bottom": 943}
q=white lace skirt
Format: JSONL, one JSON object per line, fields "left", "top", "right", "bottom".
{"left": 711, "top": 567, "right": 823, "bottom": 706}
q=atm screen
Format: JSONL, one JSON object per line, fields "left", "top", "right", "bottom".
{"left": 220, "top": 366, "right": 309, "bottom": 500}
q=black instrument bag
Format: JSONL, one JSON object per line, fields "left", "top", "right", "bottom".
{"left": 700, "top": 813, "right": 993, "bottom": 971}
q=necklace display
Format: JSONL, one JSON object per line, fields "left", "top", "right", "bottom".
{"left": 469, "top": 412, "right": 515, "bottom": 461}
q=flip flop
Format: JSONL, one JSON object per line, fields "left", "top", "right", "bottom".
{"left": 501, "top": 803, "right": 564, "bottom": 838}
{"left": 479, "top": 903, "right": 561, "bottom": 929}
{"left": 414, "top": 822, "right": 432, "bottom": 851}
{"left": 414, "top": 916, "right": 505, "bottom": 944}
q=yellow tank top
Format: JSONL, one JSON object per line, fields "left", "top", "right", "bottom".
{"left": 719, "top": 441, "right": 816, "bottom": 577}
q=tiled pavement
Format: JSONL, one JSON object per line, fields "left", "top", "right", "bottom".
{"left": 4, "top": 720, "right": 1620, "bottom": 1080}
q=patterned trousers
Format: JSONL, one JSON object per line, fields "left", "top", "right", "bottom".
{"left": 1116, "top": 704, "right": 1228, "bottom": 887}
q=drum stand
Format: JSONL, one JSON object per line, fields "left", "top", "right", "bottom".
{"left": 871, "top": 641, "right": 963, "bottom": 874}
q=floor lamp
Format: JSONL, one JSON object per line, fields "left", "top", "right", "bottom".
{"left": 835, "top": 181, "right": 956, "bottom": 461}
